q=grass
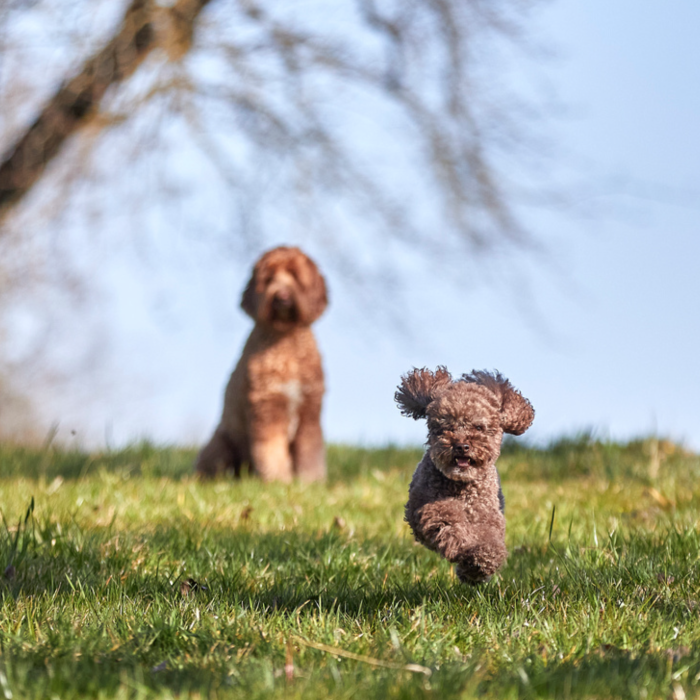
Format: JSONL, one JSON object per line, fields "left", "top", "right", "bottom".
{"left": 0, "top": 435, "right": 699, "bottom": 698}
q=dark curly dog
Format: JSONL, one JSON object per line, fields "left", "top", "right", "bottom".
{"left": 195, "top": 246, "right": 328, "bottom": 482}
{"left": 396, "top": 367, "right": 534, "bottom": 583}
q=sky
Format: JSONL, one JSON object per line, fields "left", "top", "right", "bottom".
{"left": 14, "top": 0, "right": 700, "bottom": 451}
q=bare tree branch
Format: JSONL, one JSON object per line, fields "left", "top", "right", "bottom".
{"left": 0, "top": 0, "right": 211, "bottom": 224}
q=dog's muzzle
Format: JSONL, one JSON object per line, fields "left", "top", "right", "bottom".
{"left": 453, "top": 443, "right": 475, "bottom": 469}
{"left": 271, "top": 290, "right": 296, "bottom": 321}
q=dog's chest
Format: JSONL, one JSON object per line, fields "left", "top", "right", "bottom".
{"left": 244, "top": 328, "right": 323, "bottom": 436}
{"left": 248, "top": 329, "right": 321, "bottom": 382}
{"left": 271, "top": 379, "right": 304, "bottom": 439}
{"left": 420, "top": 462, "right": 502, "bottom": 521}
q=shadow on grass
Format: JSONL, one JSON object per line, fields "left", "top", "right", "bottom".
{"left": 0, "top": 655, "right": 257, "bottom": 700}
{"left": 2, "top": 627, "right": 697, "bottom": 700}
{"left": 482, "top": 647, "right": 699, "bottom": 699}
{"left": 0, "top": 653, "right": 454, "bottom": 700}
{"left": 4, "top": 522, "right": 700, "bottom": 698}
{"left": 5, "top": 518, "right": 700, "bottom": 620}
{"left": 1, "top": 522, "right": 466, "bottom": 612}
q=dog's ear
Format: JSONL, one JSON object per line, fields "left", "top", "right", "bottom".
{"left": 240, "top": 250, "right": 276, "bottom": 320}
{"left": 462, "top": 370, "right": 534, "bottom": 435}
{"left": 395, "top": 366, "right": 452, "bottom": 420}
{"left": 499, "top": 383, "right": 534, "bottom": 435}
{"left": 240, "top": 267, "right": 259, "bottom": 319}
{"left": 298, "top": 255, "right": 328, "bottom": 325}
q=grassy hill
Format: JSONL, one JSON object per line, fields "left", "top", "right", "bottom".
{"left": 0, "top": 436, "right": 699, "bottom": 698}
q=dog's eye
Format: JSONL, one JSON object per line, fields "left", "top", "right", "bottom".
{"left": 475, "top": 425, "right": 484, "bottom": 432}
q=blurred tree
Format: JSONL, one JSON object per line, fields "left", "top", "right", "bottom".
{"left": 0, "top": 0, "right": 209, "bottom": 217}
{"left": 0, "top": 0, "right": 551, "bottom": 251}
{"left": 0, "top": 0, "right": 555, "bottom": 440}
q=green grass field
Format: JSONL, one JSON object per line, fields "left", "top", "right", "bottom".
{"left": 1, "top": 436, "right": 700, "bottom": 699}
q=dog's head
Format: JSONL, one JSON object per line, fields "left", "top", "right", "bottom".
{"left": 241, "top": 247, "right": 328, "bottom": 331}
{"left": 395, "top": 367, "right": 534, "bottom": 481}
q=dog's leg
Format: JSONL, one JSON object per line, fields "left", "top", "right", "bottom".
{"left": 455, "top": 539, "right": 508, "bottom": 584}
{"left": 407, "top": 492, "right": 507, "bottom": 583}
{"left": 248, "top": 395, "right": 294, "bottom": 482}
{"left": 195, "top": 427, "right": 240, "bottom": 478}
{"left": 250, "top": 433, "right": 293, "bottom": 482}
{"left": 409, "top": 500, "right": 482, "bottom": 560}
{"left": 292, "top": 395, "right": 325, "bottom": 481}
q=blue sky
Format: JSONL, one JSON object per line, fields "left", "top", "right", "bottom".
{"left": 37, "top": 0, "right": 700, "bottom": 451}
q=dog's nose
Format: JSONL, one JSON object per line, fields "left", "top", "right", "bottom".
{"left": 454, "top": 443, "right": 470, "bottom": 455}
{"left": 273, "top": 289, "right": 293, "bottom": 307}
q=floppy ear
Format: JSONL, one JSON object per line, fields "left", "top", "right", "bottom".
{"left": 500, "top": 385, "right": 535, "bottom": 435}
{"left": 462, "top": 370, "right": 534, "bottom": 435}
{"left": 240, "top": 267, "right": 259, "bottom": 319}
{"left": 395, "top": 366, "right": 452, "bottom": 420}
{"left": 300, "top": 257, "right": 328, "bottom": 325}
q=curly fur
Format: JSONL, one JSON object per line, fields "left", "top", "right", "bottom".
{"left": 396, "top": 367, "right": 534, "bottom": 583}
{"left": 195, "top": 246, "right": 328, "bottom": 482}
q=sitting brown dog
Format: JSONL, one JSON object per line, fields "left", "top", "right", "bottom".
{"left": 195, "top": 246, "right": 328, "bottom": 482}
{"left": 395, "top": 367, "right": 534, "bottom": 583}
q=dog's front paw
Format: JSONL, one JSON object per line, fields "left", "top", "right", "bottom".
{"left": 454, "top": 541, "right": 507, "bottom": 584}
{"left": 455, "top": 560, "right": 492, "bottom": 585}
